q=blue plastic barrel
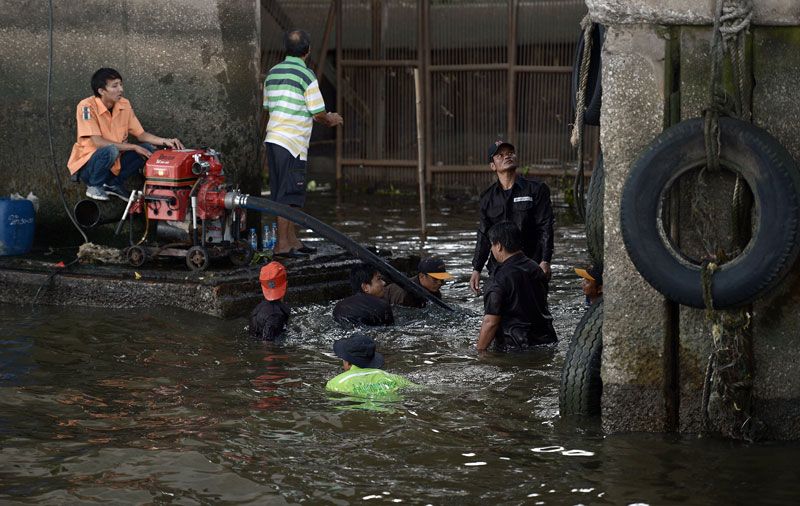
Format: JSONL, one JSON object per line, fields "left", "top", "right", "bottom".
{"left": 0, "top": 198, "right": 35, "bottom": 256}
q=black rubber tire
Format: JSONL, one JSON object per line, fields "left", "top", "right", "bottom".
{"left": 186, "top": 246, "right": 210, "bottom": 271}
{"left": 127, "top": 245, "right": 147, "bottom": 267}
{"left": 571, "top": 23, "right": 604, "bottom": 126}
{"left": 621, "top": 117, "right": 800, "bottom": 308}
{"left": 585, "top": 153, "right": 604, "bottom": 268}
{"left": 560, "top": 299, "right": 603, "bottom": 416}
{"left": 229, "top": 240, "right": 254, "bottom": 267}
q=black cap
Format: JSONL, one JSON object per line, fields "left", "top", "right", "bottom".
{"left": 418, "top": 257, "right": 454, "bottom": 280}
{"left": 332, "top": 332, "right": 385, "bottom": 369}
{"left": 487, "top": 139, "right": 515, "bottom": 162}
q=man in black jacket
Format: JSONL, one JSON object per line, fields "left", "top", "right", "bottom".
{"left": 469, "top": 140, "right": 554, "bottom": 295}
{"left": 476, "top": 221, "right": 556, "bottom": 351}
{"left": 333, "top": 263, "right": 395, "bottom": 326}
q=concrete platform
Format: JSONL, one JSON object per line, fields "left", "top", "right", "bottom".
{"left": 0, "top": 245, "right": 418, "bottom": 318}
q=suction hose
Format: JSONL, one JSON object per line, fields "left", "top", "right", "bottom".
{"left": 224, "top": 192, "right": 456, "bottom": 312}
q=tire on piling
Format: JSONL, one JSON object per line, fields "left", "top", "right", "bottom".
{"left": 585, "top": 153, "right": 604, "bottom": 269}
{"left": 559, "top": 299, "right": 603, "bottom": 416}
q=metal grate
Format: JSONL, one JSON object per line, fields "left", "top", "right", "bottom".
{"left": 260, "top": 0, "right": 598, "bottom": 192}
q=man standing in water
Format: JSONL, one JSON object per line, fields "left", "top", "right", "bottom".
{"left": 264, "top": 29, "right": 344, "bottom": 258}
{"left": 469, "top": 140, "right": 554, "bottom": 294}
{"left": 476, "top": 221, "right": 556, "bottom": 351}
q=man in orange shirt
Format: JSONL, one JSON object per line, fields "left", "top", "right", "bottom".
{"left": 67, "top": 68, "right": 184, "bottom": 201}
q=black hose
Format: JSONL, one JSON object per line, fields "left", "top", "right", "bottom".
{"left": 234, "top": 194, "right": 456, "bottom": 312}
{"left": 47, "top": 0, "right": 88, "bottom": 243}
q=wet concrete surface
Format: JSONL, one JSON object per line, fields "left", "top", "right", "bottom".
{"left": 0, "top": 244, "right": 419, "bottom": 318}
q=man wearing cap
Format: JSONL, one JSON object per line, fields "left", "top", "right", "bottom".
{"left": 249, "top": 261, "right": 291, "bottom": 340}
{"left": 326, "top": 332, "right": 414, "bottom": 399}
{"left": 575, "top": 265, "right": 603, "bottom": 306}
{"left": 333, "top": 263, "right": 394, "bottom": 326}
{"left": 477, "top": 221, "right": 556, "bottom": 352}
{"left": 469, "top": 140, "right": 554, "bottom": 295}
{"left": 383, "top": 257, "right": 453, "bottom": 308}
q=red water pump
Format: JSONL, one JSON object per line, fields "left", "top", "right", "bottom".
{"left": 122, "top": 148, "right": 251, "bottom": 271}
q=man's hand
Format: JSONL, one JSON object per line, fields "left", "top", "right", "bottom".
{"left": 539, "top": 261, "right": 552, "bottom": 281}
{"left": 326, "top": 112, "right": 343, "bottom": 126}
{"left": 161, "top": 137, "right": 185, "bottom": 150}
{"left": 314, "top": 111, "right": 343, "bottom": 127}
{"left": 132, "top": 144, "right": 154, "bottom": 158}
{"left": 469, "top": 270, "right": 482, "bottom": 295}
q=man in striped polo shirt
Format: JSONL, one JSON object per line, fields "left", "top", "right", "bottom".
{"left": 264, "top": 29, "right": 343, "bottom": 257}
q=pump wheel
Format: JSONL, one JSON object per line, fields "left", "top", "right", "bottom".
{"left": 186, "top": 246, "right": 210, "bottom": 271}
{"left": 229, "top": 240, "right": 254, "bottom": 267}
{"left": 127, "top": 245, "right": 147, "bottom": 267}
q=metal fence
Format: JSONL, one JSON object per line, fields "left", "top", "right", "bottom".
{"left": 260, "top": 0, "right": 599, "bottom": 193}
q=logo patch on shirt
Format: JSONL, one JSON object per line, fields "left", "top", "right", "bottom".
{"left": 82, "top": 106, "right": 91, "bottom": 120}
{"left": 513, "top": 196, "right": 533, "bottom": 203}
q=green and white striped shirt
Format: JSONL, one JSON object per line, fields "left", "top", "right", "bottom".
{"left": 263, "top": 55, "right": 326, "bottom": 160}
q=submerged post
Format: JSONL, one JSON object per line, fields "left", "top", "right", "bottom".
{"left": 414, "top": 67, "right": 427, "bottom": 240}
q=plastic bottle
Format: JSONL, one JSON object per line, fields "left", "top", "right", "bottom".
{"left": 270, "top": 222, "right": 278, "bottom": 250}
{"left": 248, "top": 228, "right": 258, "bottom": 251}
{"left": 261, "top": 223, "right": 273, "bottom": 251}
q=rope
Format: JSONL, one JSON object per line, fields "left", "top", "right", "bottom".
{"left": 570, "top": 15, "right": 594, "bottom": 220}
{"left": 698, "top": 0, "right": 760, "bottom": 441}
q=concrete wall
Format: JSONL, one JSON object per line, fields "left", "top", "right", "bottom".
{"left": 593, "top": 1, "right": 800, "bottom": 439}
{"left": 0, "top": 0, "right": 262, "bottom": 245}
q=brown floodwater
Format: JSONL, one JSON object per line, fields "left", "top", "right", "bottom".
{"left": 1, "top": 191, "right": 798, "bottom": 504}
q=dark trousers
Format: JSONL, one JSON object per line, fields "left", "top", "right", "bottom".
{"left": 78, "top": 143, "right": 153, "bottom": 187}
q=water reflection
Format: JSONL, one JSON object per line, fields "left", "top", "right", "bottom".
{"left": 1, "top": 193, "right": 799, "bottom": 504}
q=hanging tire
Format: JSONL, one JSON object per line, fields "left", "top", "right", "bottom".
{"left": 186, "top": 246, "right": 210, "bottom": 271}
{"left": 571, "top": 23, "right": 604, "bottom": 126}
{"left": 560, "top": 299, "right": 603, "bottom": 416}
{"left": 585, "top": 153, "right": 604, "bottom": 268}
{"left": 621, "top": 117, "right": 800, "bottom": 309}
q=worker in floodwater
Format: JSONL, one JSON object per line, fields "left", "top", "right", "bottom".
{"left": 249, "top": 261, "right": 290, "bottom": 340}
{"left": 382, "top": 257, "right": 453, "bottom": 308}
{"left": 574, "top": 265, "right": 603, "bottom": 306}
{"left": 326, "top": 332, "right": 414, "bottom": 399}
{"left": 470, "top": 140, "right": 554, "bottom": 295}
{"left": 476, "top": 221, "right": 557, "bottom": 352}
{"left": 333, "top": 263, "right": 394, "bottom": 326}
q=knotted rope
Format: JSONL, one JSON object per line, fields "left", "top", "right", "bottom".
{"left": 699, "top": 0, "right": 760, "bottom": 442}
{"left": 570, "top": 14, "right": 594, "bottom": 221}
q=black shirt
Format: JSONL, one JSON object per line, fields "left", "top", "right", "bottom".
{"left": 333, "top": 292, "right": 395, "bottom": 326}
{"left": 383, "top": 275, "right": 441, "bottom": 308}
{"left": 472, "top": 175, "right": 554, "bottom": 273}
{"left": 484, "top": 253, "right": 556, "bottom": 349}
{"left": 249, "top": 300, "right": 290, "bottom": 340}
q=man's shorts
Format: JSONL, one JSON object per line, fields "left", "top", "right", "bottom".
{"left": 266, "top": 142, "right": 307, "bottom": 207}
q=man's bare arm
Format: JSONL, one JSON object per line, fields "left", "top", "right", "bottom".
{"left": 476, "top": 314, "right": 502, "bottom": 351}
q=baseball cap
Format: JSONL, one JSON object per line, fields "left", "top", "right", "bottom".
{"left": 487, "top": 139, "right": 515, "bottom": 162}
{"left": 418, "top": 257, "right": 454, "bottom": 280}
{"left": 332, "top": 332, "right": 385, "bottom": 369}
{"left": 575, "top": 265, "right": 603, "bottom": 286}
{"left": 260, "top": 261, "right": 287, "bottom": 301}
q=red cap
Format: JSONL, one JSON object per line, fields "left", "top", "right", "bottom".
{"left": 260, "top": 261, "right": 287, "bottom": 301}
